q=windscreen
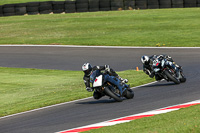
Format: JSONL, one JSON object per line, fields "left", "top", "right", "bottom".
{"left": 90, "top": 70, "right": 101, "bottom": 83}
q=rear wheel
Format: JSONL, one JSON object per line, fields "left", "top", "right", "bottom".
{"left": 104, "top": 87, "right": 122, "bottom": 102}
{"left": 164, "top": 69, "right": 180, "bottom": 84}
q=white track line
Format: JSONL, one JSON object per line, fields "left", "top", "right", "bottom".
{"left": 0, "top": 45, "right": 200, "bottom": 49}
{"left": 56, "top": 99, "right": 200, "bottom": 133}
{"left": 0, "top": 81, "right": 157, "bottom": 120}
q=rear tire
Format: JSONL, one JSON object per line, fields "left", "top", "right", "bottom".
{"left": 164, "top": 69, "right": 180, "bottom": 84}
{"left": 104, "top": 87, "right": 122, "bottom": 102}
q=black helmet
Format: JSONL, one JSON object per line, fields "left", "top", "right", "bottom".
{"left": 82, "top": 63, "right": 92, "bottom": 76}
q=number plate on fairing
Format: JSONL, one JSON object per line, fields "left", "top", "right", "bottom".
{"left": 93, "top": 75, "right": 103, "bottom": 87}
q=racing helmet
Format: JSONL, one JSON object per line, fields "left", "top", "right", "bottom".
{"left": 141, "top": 55, "right": 150, "bottom": 65}
{"left": 82, "top": 63, "right": 92, "bottom": 76}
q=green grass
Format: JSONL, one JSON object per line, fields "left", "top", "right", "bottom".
{"left": 0, "top": 8, "right": 200, "bottom": 46}
{"left": 0, "top": 67, "right": 154, "bottom": 117}
{"left": 0, "top": 0, "right": 65, "bottom": 5}
{"left": 85, "top": 104, "right": 200, "bottom": 133}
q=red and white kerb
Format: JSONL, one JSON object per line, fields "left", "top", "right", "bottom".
{"left": 56, "top": 99, "right": 200, "bottom": 133}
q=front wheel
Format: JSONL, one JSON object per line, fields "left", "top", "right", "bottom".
{"left": 124, "top": 89, "right": 134, "bottom": 99}
{"left": 104, "top": 87, "right": 122, "bottom": 102}
{"left": 164, "top": 69, "right": 180, "bottom": 84}
{"left": 180, "top": 72, "right": 186, "bottom": 83}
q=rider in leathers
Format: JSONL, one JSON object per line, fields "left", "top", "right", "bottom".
{"left": 141, "top": 55, "right": 180, "bottom": 81}
{"left": 82, "top": 63, "right": 128, "bottom": 99}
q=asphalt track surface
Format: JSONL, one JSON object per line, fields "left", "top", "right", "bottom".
{"left": 0, "top": 46, "right": 200, "bottom": 133}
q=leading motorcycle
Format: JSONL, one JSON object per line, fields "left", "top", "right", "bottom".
{"left": 90, "top": 70, "right": 134, "bottom": 102}
{"left": 152, "top": 58, "right": 186, "bottom": 84}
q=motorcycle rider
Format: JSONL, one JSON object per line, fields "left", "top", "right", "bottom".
{"left": 82, "top": 63, "right": 128, "bottom": 99}
{"left": 141, "top": 54, "right": 180, "bottom": 81}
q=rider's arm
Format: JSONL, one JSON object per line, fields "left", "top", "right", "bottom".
{"left": 83, "top": 76, "right": 93, "bottom": 92}
{"left": 143, "top": 64, "right": 151, "bottom": 75}
{"left": 165, "top": 55, "right": 174, "bottom": 62}
{"left": 93, "top": 65, "right": 119, "bottom": 77}
{"left": 83, "top": 76, "right": 90, "bottom": 88}
{"left": 93, "top": 66, "right": 104, "bottom": 71}
{"left": 93, "top": 65, "right": 110, "bottom": 72}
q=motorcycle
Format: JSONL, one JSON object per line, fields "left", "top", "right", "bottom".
{"left": 152, "top": 58, "right": 186, "bottom": 84}
{"left": 90, "top": 70, "right": 134, "bottom": 102}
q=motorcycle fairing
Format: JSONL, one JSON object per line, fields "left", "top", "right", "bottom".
{"left": 93, "top": 75, "right": 103, "bottom": 87}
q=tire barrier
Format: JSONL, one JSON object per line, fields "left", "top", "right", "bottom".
{"left": 89, "top": 0, "right": 100, "bottom": 12}
{"left": 39, "top": 1, "right": 53, "bottom": 14}
{"left": 53, "top": 1, "right": 65, "bottom": 13}
{"left": 15, "top": 3, "right": 27, "bottom": 15}
{"left": 100, "top": 0, "right": 111, "bottom": 11}
{"left": 26, "top": 2, "right": 40, "bottom": 15}
{"left": 184, "top": 0, "right": 197, "bottom": 8}
{"left": 147, "top": 0, "right": 159, "bottom": 9}
{"left": 0, "top": 0, "right": 200, "bottom": 17}
{"left": 3, "top": 4, "right": 16, "bottom": 16}
{"left": 135, "top": 0, "right": 148, "bottom": 9}
{"left": 111, "top": 0, "right": 124, "bottom": 11}
{"left": 198, "top": 0, "right": 200, "bottom": 7}
{"left": 172, "top": 0, "right": 184, "bottom": 8}
{"left": 65, "top": 1, "right": 76, "bottom": 13}
{"left": 159, "top": 0, "right": 172, "bottom": 8}
{"left": 76, "top": 0, "right": 89, "bottom": 12}
{"left": 0, "top": 6, "right": 3, "bottom": 16}
{"left": 124, "top": 0, "right": 135, "bottom": 10}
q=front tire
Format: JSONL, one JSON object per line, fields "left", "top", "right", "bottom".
{"left": 180, "top": 72, "right": 186, "bottom": 83}
{"left": 104, "top": 87, "right": 122, "bottom": 102}
{"left": 124, "top": 89, "right": 134, "bottom": 99}
{"left": 164, "top": 69, "right": 180, "bottom": 84}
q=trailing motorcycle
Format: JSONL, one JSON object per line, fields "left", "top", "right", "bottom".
{"left": 90, "top": 70, "right": 134, "bottom": 102}
{"left": 152, "top": 58, "right": 186, "bottom": 84}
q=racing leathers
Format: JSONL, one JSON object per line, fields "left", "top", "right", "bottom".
{"left": 83, "top": 65, "right": 128, "bottom": 99}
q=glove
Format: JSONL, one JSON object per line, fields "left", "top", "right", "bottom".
{"left": 118, "top": 76, "right": 128, "bottom": 83}
{"left": 105, "top": 65, "right": 110, "bottom": 72}
{"left": 122, "top": 79, "right": 128, "bottom": 83}
{"left": 86, "top": 87, "right": 93, "bottom": 92}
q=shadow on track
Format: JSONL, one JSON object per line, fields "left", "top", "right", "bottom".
{"left": 143, "top": 82, "right": 177, "bottom": 88}
{"left": 77, "top": 97, "right": 130, "bottom": 104}
{"left": 77, "top": 99, "right": 116, "bottom": 104}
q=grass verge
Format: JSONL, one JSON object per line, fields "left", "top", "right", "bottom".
{"left": 0, "top": 8, "right": 200, "bottom": 46}
{"left": 0, "top": 67, "right": 154, "bottom": 117}
{"left": 85, "top": 104, "right": 200, "bottom": 133}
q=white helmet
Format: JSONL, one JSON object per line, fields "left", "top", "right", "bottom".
{"left": 141, "top": 55, "right": 150, "bottom": 64}
{"left": 82, "top": 63, "right": 92, "bottom": 76}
